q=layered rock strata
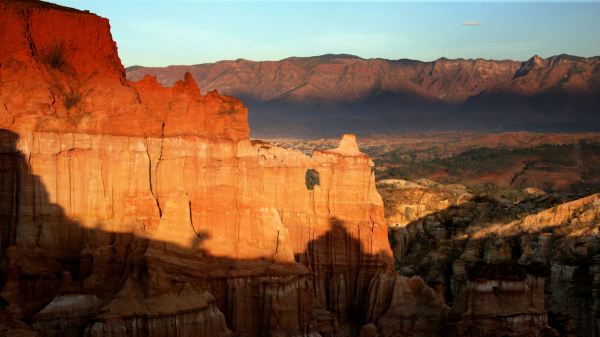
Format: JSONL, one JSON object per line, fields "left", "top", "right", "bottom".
{"left": 385, "top": 178, "right": 600, "bottom": 337}
{"left": 0, "top": 1, "right": 448, "bottom": 336}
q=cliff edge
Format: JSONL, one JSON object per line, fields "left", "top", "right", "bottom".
{"left": 0, "top": 1, "right": 448, "bottom": 336}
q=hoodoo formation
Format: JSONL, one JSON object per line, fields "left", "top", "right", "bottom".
{"left": 383, "top": 179, "right": 600, "bottom": 337}
{"left": 0, "top": 1, "right": 447, "bottom": 336}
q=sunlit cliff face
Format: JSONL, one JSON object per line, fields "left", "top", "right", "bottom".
{"left": 7, "top": 2, "right": 598, "bottom": 337}
{"left": 1, "top": 2, "right": 432, "bottom": 337}
{"left": 0, "top": 0, "right": 390, "bottom": 264}
{"left": 13, "top": 131, "right": 389, "bottom": 263}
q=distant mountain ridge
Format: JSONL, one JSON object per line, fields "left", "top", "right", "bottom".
{"left": 126, "top": 54, "right": 600, "bottom": 138}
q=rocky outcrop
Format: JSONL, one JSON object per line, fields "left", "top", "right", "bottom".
{"left": 126, "top": 54, "right": 600, "bottom": 137}
{"left": 377, "top": 178, "right": 471, "bottom": 228}
{"left": 0, "top": 1, "right": 446, "bottom": 337}
{"left": 385, "top": 176, "right": 600, "bottom": 337}
{"left": 0, "top": 0, "right": 248, "bottom": 139}
{"left": 363, "top": 272, "right": 449, "bottom": 337}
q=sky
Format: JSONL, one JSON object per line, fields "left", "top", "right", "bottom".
{"left": 52, "top": 0, "right": 600, "bottom": 67}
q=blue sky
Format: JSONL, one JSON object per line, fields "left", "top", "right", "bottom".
{"left": 53, "top": 1, "right": 600, "bottom": 67}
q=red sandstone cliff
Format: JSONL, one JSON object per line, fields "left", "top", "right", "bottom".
{"left": 0, "top": 1, "right": 448, "bottom": 336}
{"left": 0, "top": 0, "right": 248, "bottom": 139}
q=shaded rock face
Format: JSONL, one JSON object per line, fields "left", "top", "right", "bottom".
{"left": 126, "top": 54, "right": 600, "bottom": 138}
{"left": 449, "top": 276, "right": 550, "bottom": 337}
{"left": 385, "top": 178, "right": 600, "bottom": 337}
{"left": 0, "top": 1, "right": 449, "bottom": 337}
{"left": 0, "top": 129, "right": 444, "bottom": 337}
{"left": 364, "top": 273, "right": 449, "bottom": 337}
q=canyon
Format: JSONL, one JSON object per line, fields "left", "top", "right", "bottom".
{"left": 127, "top": 54, "right": 600, "bottom": 138}
{"left": 1, "top": 1, "right": 599, "bottom": 337}
{"left": 383, "top": 178, "right": 600, "bottom": 337}
{"left": 0, "top": 1, "right": 446, "bottom": 336}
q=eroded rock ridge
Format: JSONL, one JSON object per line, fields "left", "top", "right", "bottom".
{"left": 0, "top": 1, "right": 447, "bottom": 336}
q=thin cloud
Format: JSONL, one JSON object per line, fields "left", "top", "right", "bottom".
{"left": 462, "top": 20, "right": 482, "bottom": 26}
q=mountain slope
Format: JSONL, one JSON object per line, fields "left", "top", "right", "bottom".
{"left": 127, "top": 54, "right": 600, "bottom": 138}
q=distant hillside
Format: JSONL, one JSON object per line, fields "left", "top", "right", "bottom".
{"left": 127, "top": 54, "right": 600, "bottom": 138}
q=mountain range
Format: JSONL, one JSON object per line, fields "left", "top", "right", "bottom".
{"left": 126, "top": 54, "right": 600, "bottom": 138}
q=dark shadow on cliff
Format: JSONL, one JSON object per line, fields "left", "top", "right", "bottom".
{"left": 298, "top": 217, "right": 387, "bottom": 332}
{"left": 0, "top": 129, "right": 389, "bottom": 337}
{"left": 0, "top": 129, "right": 152, "bottom": 326}
{"left": 0, "top": 130, "right": 21, "bottom": 263}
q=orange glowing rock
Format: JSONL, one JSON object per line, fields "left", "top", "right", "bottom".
{"left": 0, "top": 2, "right": 440, "bottom": 337}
